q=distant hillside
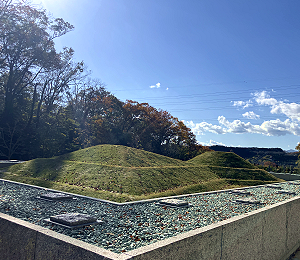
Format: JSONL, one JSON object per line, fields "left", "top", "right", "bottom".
{"left": 210, "top": 145, "right": 299, "bottom": 166}
{"left": 1, "top": 145, "right": 280, "bottom": 202}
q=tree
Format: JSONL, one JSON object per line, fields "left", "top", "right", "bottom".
{"left": 0, "top": 1, "right": 74, "bottom": 159}
{"left": 0, "top": 0, "right": 12, "bottom": 22}
{"left": 0, "top": 2, "right": 73, "bottom": 123}
{"left": 32, "top": 47, "right": 85, "bottom": 128}
{"left": 67, "top": 79, "right": 124, "bottom": 148}
{"left": 0, "top": 1, "right": 208, "bottom": 161}
{"left": 121, "top": 100, "right": 202, "bottom": 160}
{"left": 296, "top": 143, "right": 300, "bottom": 167}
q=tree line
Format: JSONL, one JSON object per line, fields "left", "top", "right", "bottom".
{"left": 0, "top": 1, "right": 209, "bottom": 161}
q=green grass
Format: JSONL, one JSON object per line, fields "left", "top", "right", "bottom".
{"left": 188, "top": 151, "right": 255, "bottom": 169}
{"left": 1, "top": 145, "right": 282, "bottom": 202}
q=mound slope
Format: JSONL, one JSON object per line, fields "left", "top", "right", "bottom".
{"left": 59, "top": 144, "right": 186, "bottom": 167}
{"left": 2, "top": 145, "right": 281, "bottom": 202}
{"left": 188, "top": 151, "right": 255, "bottom": 169}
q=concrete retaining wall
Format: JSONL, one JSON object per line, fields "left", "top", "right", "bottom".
{"left": 1, "top": 196, "right": 300, "bottom": 259}
{"left": 0, "top": 161, "right": 23, "bottom": 169}
{"left": 270, "top": 172, "right": 300, "bottom": 181}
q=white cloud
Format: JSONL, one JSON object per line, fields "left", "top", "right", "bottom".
{"left": 218, "top": 116, "right": 258, "bottom": 134}
{"left": 219, "top": 116, "right": 300, "bottom": 136}
{"left": 254, "top": 91, "right": 277, "bottom": 106}
{"left": 233, "top": 91, "right": 300, "bottom": 121}
{"left": 260, "top": 119, "right": 300, "bottom": 136}
{"left": 242, "top": 111, "right": 260, "bottom": 120}
{"left": 185, "top": 91, "right": 300, "bottom": 138}
{"left": 166, "top": 87, "right": 169, "bottom": 90}
{"left": 186, "top": 116, "right": 300, "bottom": 137}
{"left": 185, "top": 120, "right": 226, "bottom": 135}
{"left": 197, "top": 140, "right": 226, "bottom": 146}
{"left": 149, "top": 82, "right": 161, "bottom": 89}
{"left": 232, "top": 100, "right": 253, "bottom": 109}
{"left": 254, "top": 91, "right": 300, "bottom": 121}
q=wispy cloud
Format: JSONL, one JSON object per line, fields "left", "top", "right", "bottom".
{"left": 150, "top": 82, "right": 161, "bottom": 89}
{"left": 242, "top": 111, "right": 260, "bottom": 120}
{"left": 231, "top": 100, "right": 252, "bottom": 109}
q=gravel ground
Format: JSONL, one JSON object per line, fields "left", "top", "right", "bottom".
{"left": 0, "top": 179, "right": 299, "bottom": 253}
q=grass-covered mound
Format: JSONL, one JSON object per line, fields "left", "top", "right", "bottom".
{"left": 188, "top": 151, "right": 255, "bottom": 169}
{"left": 59, "top": 144, "right": 186, "bottom": 167}
{"left": 1, "top": 145, "right": 281, "bottom": 202}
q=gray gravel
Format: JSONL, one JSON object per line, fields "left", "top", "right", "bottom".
{"left": 0, "top": 180, "right": 299, "bottom": 253}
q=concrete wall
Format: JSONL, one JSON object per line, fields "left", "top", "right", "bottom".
{"left": 270, "top": 172, "right": 300, "bottom": 181}
{"left": 0, "top": 212, "right": 120, "bottom": 260}
{"left": 0, "top": 161, "right": 23, "bottom": 169}
{"left": 1, "top": 196, "right": 300, "bottom": 259}
{"left": 125, "top": 196, "right": 300, "bottom": 260}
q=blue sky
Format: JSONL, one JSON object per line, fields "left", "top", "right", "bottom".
{"left": 31, "top": 0, "right": 300, "bottom": 150}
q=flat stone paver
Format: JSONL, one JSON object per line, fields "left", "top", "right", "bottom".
{"left": 40, "top": 192, "right": 73, "bottom": 201}
{"left": 231, "top": 189, "right": 251, "bottom": 195}
{"left": 159, "top": 198, "right": 189, "bottom": 207}
{"left": 45, "top": 213, "right": 102, "bottom": 228}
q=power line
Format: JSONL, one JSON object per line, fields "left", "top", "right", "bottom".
{"left": 119, "top": 85, "right": 300, "bottom": 103}
{"left": 110, "top": 77, "right": 300, "bottom": 92}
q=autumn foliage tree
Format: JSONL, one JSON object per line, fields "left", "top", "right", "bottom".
{"left": 120, "top": 100, "right": 205, "bottom": 160}
{"left": 0, "top": 1, "right": 208, "bottom": 161}
{"left": 67, "top": 80, "right": 124, "bottom": 148}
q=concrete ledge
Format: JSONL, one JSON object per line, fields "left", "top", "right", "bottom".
{"left": 0, "top": 161, "right": 23, "bottom": 169}
{"left": 1, "top": 189, "right": 300, "bottom": 259}
{"left": 270, "top": 172, "right": 300, "bottom": 181}
{"left": 123, "top": 197, "right": 300, "bottom": 260}
{"left": 0, "top": 213, "right": 121, "bottom": 260}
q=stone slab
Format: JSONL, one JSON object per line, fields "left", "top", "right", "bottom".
{"left": 47, "top": 213, "right": 101, "bottom": 228}
{"left": 158, "top": 199, "right": 189, "bottom": 207}
{"left": 266, "top": 184, "right": 282, "bottom": 189}
{"left": 289, "top": 181, "right": 300, "bottom": 185}
{"left": 277, "top": 190, "right": 296, "bottom": 195}
{"left": 235, "top": 198, "right": 262, "bottom": 204}
{"left": 231, "top": 189, "right": 251, "bottom": 195}
{"left": 39, "top": 192, "right": 74, "bottom": 201}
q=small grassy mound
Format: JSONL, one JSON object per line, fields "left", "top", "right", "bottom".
{"left": 59, "top": 144, "right": 186, "bottom": 167}
{"left": 1, "top": 145, "right": 281, "bottom": 202}
{"left": 188, "top": 151, "right": 255, "bottom": 169}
